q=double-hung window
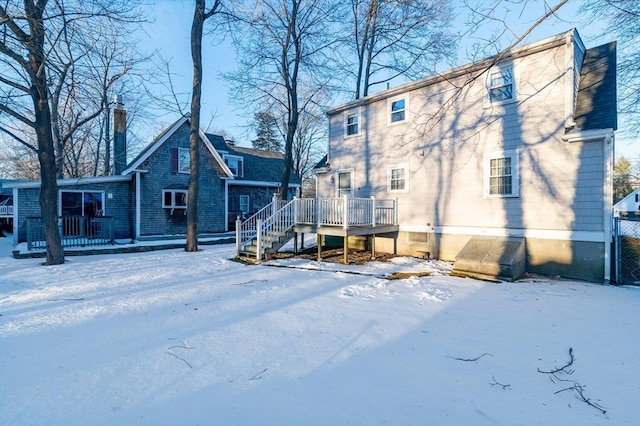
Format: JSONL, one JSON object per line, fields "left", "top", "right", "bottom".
{"left": 345, "top": 111, "right": 359, "bottom": 136}
{"left": 224, "top": 155, "right": 244, "bottom": 177}
{"left": 488, "top": 66, "right": 515, "bottom": 104}
{"left": 178, "top": 147, "right": 190, "bottom": 173}
{"left": 484, "top": 150, "right": 519, "bottom": 197}
{"left": 239, "top": 195, "right": 250, "bottom": 214}
{"left": 387, "top": 164, "right": 409, "bottom": 193}
{"left": 389, "top": 97, "right": 406, "bottom": 124}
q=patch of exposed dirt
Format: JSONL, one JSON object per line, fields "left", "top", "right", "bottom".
{"left": 272, "top": 246, "right": 397, "bottom": 265}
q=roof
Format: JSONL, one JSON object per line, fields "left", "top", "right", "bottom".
{"left": 573, "top": 41, "right": 617, "bottom": 131}
{"left": 206, "top": 134, "right": 301, "bottom": 186}
{"left": 3, "top": 175, "right": 131, "bottom": 189}
{"left": 614, "top": 187, "right": 640, "bottom": 212}
{"left": 312, "top": 154, "right": 329, "bottom": 171}
{"left": 123, "top": 117, "right": 233, "bottom": 177}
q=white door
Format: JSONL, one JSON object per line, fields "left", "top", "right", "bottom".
{"left": 336, "top": 171, "right": 353, "bottom": 198}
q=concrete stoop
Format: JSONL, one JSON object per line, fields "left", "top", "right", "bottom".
{"left": 452, "top": 236, "right": 526, "bottom": 282}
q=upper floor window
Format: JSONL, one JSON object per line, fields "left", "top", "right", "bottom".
{"left": 389, "top": 97, "right": 406, "bottom": 123}
{"left": 345, "top": 111, "right": 359, "bottom": 136}
{"left": 171, "top": 147, "right": 190, "bottom": 174}
{"left": 224, "top": 155, "right": 244, "bottom": 177}
{"left": 388, "top": 164, "right": 409, "bottom": 193}
{"left": 484, "top": 150, "right": 519, "bottom": 198}
{"left": 488, "top": 66, "right": 515, "bottom": 104}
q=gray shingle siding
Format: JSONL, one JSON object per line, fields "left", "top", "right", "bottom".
{"left": 15, "top": 180, "right": 133, "bottom": 242}
{"left": 574, "top": 42, "right": 617, "bottom": 131}
{"left": 137, "top": 122, "right": 226, "bottom": 236}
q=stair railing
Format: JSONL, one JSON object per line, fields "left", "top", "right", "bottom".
{"left": 255, "top": 198, "right": 297, "bottom": 259}
{"left": 236, "top": 195, "right": 280, "bottom": 254}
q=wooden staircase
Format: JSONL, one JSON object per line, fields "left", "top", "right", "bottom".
{"left": 236, "top": 196, "right": 295, "bottom": 261}
{"left": 238, "top": 228, "right": 296, "bottom": 258}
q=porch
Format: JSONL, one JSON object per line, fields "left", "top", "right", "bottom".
{"left": 26, "top": 215, "right": 115, "bottom": 250}
{"left": 236, "top": 196, "right": 399, "bottom": 263}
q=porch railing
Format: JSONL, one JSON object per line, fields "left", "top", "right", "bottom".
{"left": 27, "top": 216, "right": 115, "bottom": 250}
{"left": 296, "top": 196, "right": 397, "bottom": 228}
{"left": 0, "top": 205, "right": 12, "bottom": 216}
{"left": 237, "top": 195, "right": 398, "bottom": 256}
{"left": 236, "top": 194, "right": 288, "bottom": 252}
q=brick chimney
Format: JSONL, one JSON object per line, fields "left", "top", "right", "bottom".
{"left": 113, "top": 95, "right": 127, "bottom": 175}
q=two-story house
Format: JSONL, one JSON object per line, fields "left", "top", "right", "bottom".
{"left": 314, "top": 29, "right": 616, "bottom": 283}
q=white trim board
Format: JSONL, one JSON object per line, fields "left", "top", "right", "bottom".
{"left": 399, "top": 224, "right": 606, "bottom": 243}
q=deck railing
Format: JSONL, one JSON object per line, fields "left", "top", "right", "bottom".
{"left": 236, "top": 194, "right": 288, "bottom": 252}
{"left": 27, "top": 216, "right": 115, "bottom": 250}
{"left": 0, "top": 205, "right": 12, "bottom": 216}
{"left": 237, "top": 195, "right": 398, "bottom": 256}
{"left": 296, "top": 196, "right": 397, "bottom": 228}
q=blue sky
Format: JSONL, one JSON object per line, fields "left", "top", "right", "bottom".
{"left": 139, "top": 0, "right": 637, "bottom": 161}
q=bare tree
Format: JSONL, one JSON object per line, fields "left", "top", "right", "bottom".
{"left": 0, "top": 0, "right": 142, "bottom": 265}
{"left": 226, "top": 0, "right": 337, "bottom": 200}
{"left": 186, "top": 0, "right": 225, "bottom": 252}
{"left": 346, "top": 0, "right": 455, "bottom": 99}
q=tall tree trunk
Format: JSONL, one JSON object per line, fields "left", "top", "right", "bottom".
{"left": 186, "top": 0, "right": 206, "bottom": 252}
{"left": 27, "top": 0, "right": 64, "bottom": 264}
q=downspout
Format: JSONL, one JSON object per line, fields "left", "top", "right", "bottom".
{"left": 135, "top": 171, "right": 141, "bottom": 240}
{"left": 603, "top": 132, "right": 613, "bottom": 284}
{"left": 225, "top": 180, "right": 229, "bottom": 232}
{"left": 12, "top": 187, "right": 18, "bottom": 247}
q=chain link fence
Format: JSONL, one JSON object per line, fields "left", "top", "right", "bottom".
{"left": 614, "top": 218, "right": 640, "bottom": 285}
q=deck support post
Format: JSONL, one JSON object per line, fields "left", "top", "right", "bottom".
{"left": 317, "top": 233, "right": 322, "bottom": 261}
{"left": 343, "top": 235, "right": 349, "bottom": 264}
{"left": 300, "top": 233, "right": 305, "bottom": 249}
{"left": 293, "top": 232, "right": 298, "bottom": 254}
{"left": 256, "top": 219, "right": 263, "bottom": 260}
{"left": 371, "top": 234, "right": 376, "bottom": 260}
{"left": 235, "top": 218, "right": 241, "bottom": 255}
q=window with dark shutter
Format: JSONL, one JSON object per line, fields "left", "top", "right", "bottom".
{"left": 171, "top": 148, "right": 178, "bottom": 174}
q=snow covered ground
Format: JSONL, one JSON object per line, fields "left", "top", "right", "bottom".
{"left": 1, "top": 235, "right": 639, "bottom": 426}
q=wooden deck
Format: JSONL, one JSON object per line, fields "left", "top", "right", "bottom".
{"left": 237, "top": 196, "right": 399, "bottom": 262}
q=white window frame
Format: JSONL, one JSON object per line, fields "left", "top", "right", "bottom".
{"left": 239, "top": 195, "right": 250, "bottom": 214}
{"left": 486, "top": 64, "right": 517, "bottom": 106}
{"left": 483, "top": 150, "right": 519, "bottom": 198}
{"left": 162, "top": 189, "right": 188, "bottom": 209}
{"left": 387, "top": 95, "right": 408, "bottom": 125}
{"left": 335, "top": 169, "right": 354, "bottom": 198}
{"left": 344, "top": 109, "right": 360, "bottom": 137}
{"left": 387, "top": 164, "right": 409, "bottom": 193}
{"left": 178, "top": 147, "right": 190, "bottom": 174}
{"left": 224, "top": 154, "right": 244, "bottom": 177}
